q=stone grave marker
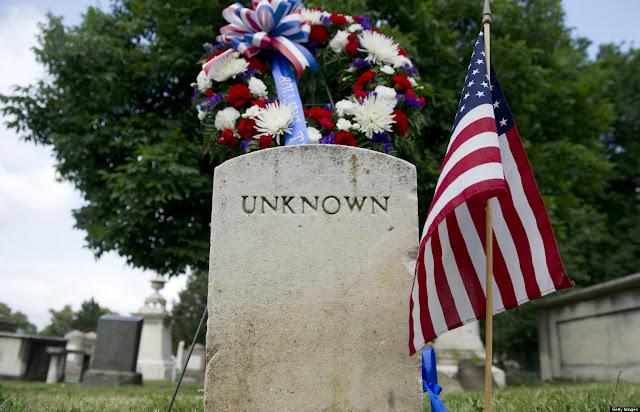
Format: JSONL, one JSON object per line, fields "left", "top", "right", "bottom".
{"left": 205, "top": 145, "right": 422, "bottom": 411}
{"left": 82, "top": 315, "right": 143, "bottom": 386}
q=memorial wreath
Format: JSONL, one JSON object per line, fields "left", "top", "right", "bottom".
{"left": 191, "top": 0, "right": 429, "bottom": 160}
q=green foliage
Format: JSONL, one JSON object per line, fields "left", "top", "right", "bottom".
{"left": 171, "top": 269, "right": 207, "bottom": 353}
{"left": 39, "top": 298, "right": 115, "bottom": 337}
{"left": 0, "top": 303, "right": 37, "bottom": 335}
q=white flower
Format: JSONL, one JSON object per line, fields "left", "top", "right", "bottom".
{"left": 346, "top": 15, "right": 354, "bottom": 23}
{"left": 242, "top": 105, "right": 261, "bottom": 119}
{"left": 248, "top": 77, "right": 268, "bottom": 98}
{"left": 352, "top": 123, "right": 361, "bottom": 130}
{"left": 210, "top": 52, "right": 249, "bottom": 82}
{"left": 301, "top": 8, "right": 329, "bottom": 25}
{"left": 358, "top": 30, "right": 400, "bottom": 66}
{"left": 348, "top": 66, "right": 358, "bottom": 73}
{"left": 348, "top": 24, "right": 363, "bottom": 33}
{"left": 329, "top": 30, "right": 349, "bottom": 53}
{"left": 392, "top": 55, "right": 413, "bottom": 68}
{"left": 336, "top": 118, "right": 352, "bottom": 131}
{"left": 197, "top": 110, "right": 207, "bottom": 121}
{"left": 254, "top": 103, "right": 294, "bottom": 144}
{"left": 374, "top": 85, "right": 397, "bottom": 99}
{"left": 380, "top": 65, "right": 395, "bottom": 75}
{"left": 307, "top": 126, "right": 322, "bottom": 144}
{"left": 409, "top": 77, "right": 418, "bottom": 88}
{"left": 196, "top": 70, "right": 212, "bottom": 92}
{"left": 214, "top": 107, "right": 240, "bottom": 130}
{"left": 335, "top": 99, "right": 355, "bottom": 117}
{"left": 351, "top": 94, "right": 397, "bottom": 138}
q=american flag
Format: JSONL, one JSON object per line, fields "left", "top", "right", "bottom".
{"left": 409, "top": 31, "right": 574, "bottom": 355}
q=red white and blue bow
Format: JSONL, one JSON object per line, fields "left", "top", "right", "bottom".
{"left": 204, "top": 0, "right": 317, "bottom": 78}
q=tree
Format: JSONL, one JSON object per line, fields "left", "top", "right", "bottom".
{"left": 0, "top": 302, "right": 37, "bottom": 334}
{"left": 39, "top": 298, "right": 116, "bottom": 337}
{"left": 171, "top": 270, "right": 207, "bottom": 353}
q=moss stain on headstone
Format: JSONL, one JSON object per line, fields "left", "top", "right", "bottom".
{"left": 350, "top": 154, "right": 358, "bottom": 186}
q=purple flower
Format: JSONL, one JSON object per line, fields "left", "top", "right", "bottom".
{"left": 265, "top": 97, "right": 277, "bottom": 104}
{"left": 359, "top": 16, "right": 373, "bottom": 30}
{"left": 319, "top": 133, "right": 335, "bottom": 144}
{"left": 398, "top": 63, "right": 419, "bottom": 75}
{"left": 397, "top": 93, "right": 422, "bottom": 108}
{"left": 239, "top": 68, "right": 258, "bottom": 80}
{"left": 324, "top": 103, "right": 334, "bottom": 112}
{"left": 372, "top": 132, "right": 391, "bottom": 143}
{"left": 241, "top": 138, "right": 250, "bottom": 152}
{"left": 200, "top": 93, "right": 224, "bottom": 111}
{"left": 321, "top": 15, "right": 332, "bottom": 25}
{"left": 204, "top": 42, "right": 225, "bottom": 53}
{"left": 383, "top": 142, "right": 394, "bottom": 154}
{"left": 191, "top": 88, "right": 199, "bottom": 103}
{"left": 348, "top": 60, "right": 372, "bottom": 70}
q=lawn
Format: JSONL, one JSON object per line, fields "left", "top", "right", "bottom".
{"left": 1, "top": 379, "right": 638, "bottom": 411}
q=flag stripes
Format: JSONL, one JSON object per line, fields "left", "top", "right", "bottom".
{"left": 409, "top": 34, "right": 573, "bottom": 354}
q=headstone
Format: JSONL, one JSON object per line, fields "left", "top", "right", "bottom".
{"left": 183, "top": 343, "right": 205, "bottom": 382}
{"left": 46, "top": 346, "right": 66, "bottom": 383}
{"left": 205, "top": 145, "right": 422, "bottom": 411}
{"left": 457, "top": 359, "right": 496, "bottom": 391}
{"left": 134, "top": 276, "right": 174, "bottom": 381}
{"left": 82, "top": 315, "right": 143, "bottom": 386}
{"left": 64, "top": 330, "right": 91, "bottom": 383}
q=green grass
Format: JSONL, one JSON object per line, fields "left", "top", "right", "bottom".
{"left": 1, "top": 380, "right": 639, "bottom": 411}
{"left": 0, "top": 380, "right": 203, "bottom": 412}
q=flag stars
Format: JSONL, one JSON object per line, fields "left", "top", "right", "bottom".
{"left": 476, "top": 59, "right": 484, "bottom": 65}
{"left": 476, "top": 91, "right": 485, "bottom": 97}
{"left": 493, "top": 100, "right": 500, "bottom": 109}
{"left": 499, "top": 118, "right": 508, "bottom": 127}
{"left": 467, "top": 80, "right": 475, "bottom": 88}
{"left": 481, "top": 81, "right": 489, "bottom": 88}
{"left": 459, "top": 104, "right": 466, "bottom": 112}
{"left": 471, "top": 68, "right": 480, "bottom": 76}
{"left": 463, "top": 92, "right": 470, "bottom": 100}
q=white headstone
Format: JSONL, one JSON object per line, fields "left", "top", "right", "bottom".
{"left": 205, "top": 145, "right": 422, "bottom": 411}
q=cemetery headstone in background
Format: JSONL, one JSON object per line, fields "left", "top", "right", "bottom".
{"left": 82, "top": 315, "right": 143, "bottom": 386}
{"left": 205, "top": 145, "right": 422, "bottom": 411}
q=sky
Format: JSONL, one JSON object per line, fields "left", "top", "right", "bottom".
{"left": 0, "top": 0, "right": 639, "bottom": 332}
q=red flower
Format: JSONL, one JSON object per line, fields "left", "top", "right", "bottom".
{"left": 259, "top": 134, "right": 273, "bottom": 149}
{"left": 206, "top": 88, "right": 214, "bottom": 98}
{"left": 251, "top": 99, "right": 266, "bottom": 108}
{"left": 419, "top": 97, "right": 426, "bottom": 107}
{"left": 397, "top": 46, "right": 408, "bottom": 57}
{"left": 238, "top": 118, "right": 257, "bottom": 140}
{"left": 303, "top": 109, "right": 311, "bottom": 118}
{"left": 309, "top": 25, "right": 329, "bottom": 44}
{"left": 216, "top": 137, "right": 224, "bottom": 144}
{"left": 221, "top": 129, "right": 237, "bottom": 148}
{"left": 246, "top": 57, "right": 267, "bottom": 74}
{"left": 318, "top": 118, "right": 335, "bottom": 131}
{"left": 345, "top": 41, "right": 359, "bottom": 56}
{"left": 392, "top": 109, "right": 408, "bottom": 136}
{"left": 330, "top": 13, "right": 349, "bottom": 25}
{"left": 334, "top": 131, "right": 356, "bottom": 146}
{"left": 392, "top": 74, "right": 412, "bottom": 93}
{"left": 353, "top": 16, "right": 362, "bottom": 22}
{"left": 354, "top": 90, "right": 367, "bottom": 99}
{"left": 227, "top": 84, "right": 253, "bottom": 107}
{"left": 347, "top": 33, "right": 358, "bottom": 42}
{"left": 309, "top": 107, "right": 333, "bottom": 120}
{"left": 369, "top": 28, "right": 382, "bottom": 34}
{"left": 353, "top": 70, "right": 376, "bottom": 95}
{"left": 405, "top": 89, "right": 417, "bottom": 99}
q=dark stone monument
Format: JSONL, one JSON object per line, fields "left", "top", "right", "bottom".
{"left": 82, "top": 315, "right": 143, "bottom": 386}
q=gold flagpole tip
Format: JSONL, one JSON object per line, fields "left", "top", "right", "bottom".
{"left": 482, "top": 0, "right": 492, "bottom": 24}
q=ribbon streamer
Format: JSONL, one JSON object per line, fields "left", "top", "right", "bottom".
{"left": 205, "top": 0, "right": 317, "bottom": 78}
{"left": 422, "top": 348, "right": 448, "bottom": 412}
{"left": 272, "top": 53, "right": 309, "bottom": 145}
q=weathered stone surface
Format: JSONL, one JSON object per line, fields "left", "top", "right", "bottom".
{"left": 537, "top": 272, "right": 640, "bottom": 383}
{"left": 205, "top": 145, "right": 421, "bottom": 411}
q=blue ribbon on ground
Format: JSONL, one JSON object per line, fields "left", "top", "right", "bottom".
{"left": 422, "top": 348, "right": 448, "bottom": 412}
{"left": 271, "top": 52, "right": 309, "bottom": 145}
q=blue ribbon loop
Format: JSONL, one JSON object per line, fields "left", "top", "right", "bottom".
{"left": 271, "top": 52, "right": 309, "bottom": 145}
{"left": 422, "top": 348, "right": 448, "bottom": 412}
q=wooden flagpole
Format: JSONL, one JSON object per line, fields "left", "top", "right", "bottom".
{"left": 482, "top": 0, "right": 494, "bottom": 411}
